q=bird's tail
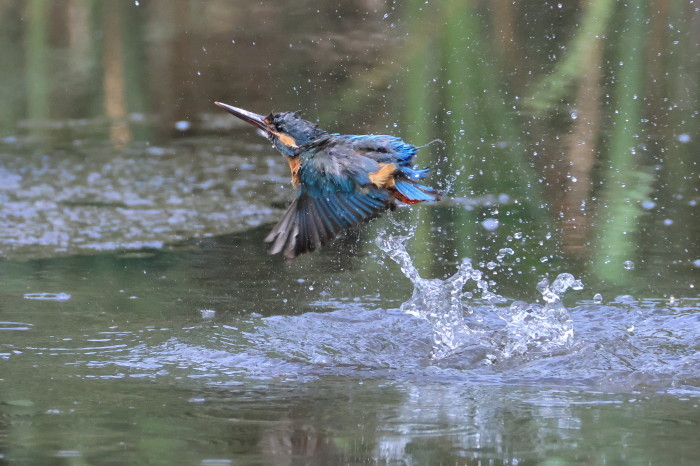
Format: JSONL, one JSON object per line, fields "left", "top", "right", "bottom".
{"left": 393, "top": 177, "right": 441, "bottom": 205}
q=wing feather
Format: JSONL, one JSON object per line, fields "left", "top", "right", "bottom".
{"left": 265, "top": 189, "right": 391, "bottom": 261}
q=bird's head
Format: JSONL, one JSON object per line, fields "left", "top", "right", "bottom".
{"left": 215, "top": 102, "right": 327, "bottom": 157}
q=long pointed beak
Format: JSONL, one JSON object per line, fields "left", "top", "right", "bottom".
{"left": 214, "top": 101, "right": 270, "bottom": 133}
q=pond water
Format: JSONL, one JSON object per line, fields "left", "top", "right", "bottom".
{"left": 1, "top": 1, "right": 699, "bottom": 464}
{"left": 2, "top": 214, "right": 699, "bottom": 464}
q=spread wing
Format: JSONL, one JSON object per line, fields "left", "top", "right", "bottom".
{"left": 264, "top": 136, "right": 439, "bottom": 261}
{"left": 265, "top": 141, "right": 396, "bottom": 261}
{"left": 264, "top": 187, "right": 392, "bottom": 261}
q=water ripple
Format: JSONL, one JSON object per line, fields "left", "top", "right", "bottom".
{"left": 23, "top": 292, "right": 71, "bottom": 301}
{"left": 0, "top": 321, "right": 33, "bottom": 331}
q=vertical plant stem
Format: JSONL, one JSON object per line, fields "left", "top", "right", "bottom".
{"left": 103, "top": 1, "right": 132, "bottom": 144}
{"left": 402, "top": 0, "right": 439, "bottom": 271}
{"left": 26, "top": 0, "right": 50, "bottom": 124}
{"left": 592, "top": 0, "right": 653, "bottom": 281}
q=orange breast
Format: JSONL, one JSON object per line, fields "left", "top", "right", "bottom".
{"left": 288, "top": 157, "right": 301, "bottom": 186}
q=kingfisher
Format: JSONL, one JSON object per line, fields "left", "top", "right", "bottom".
{"left": 215, "top": 101, "right": 441, "bottom": 261}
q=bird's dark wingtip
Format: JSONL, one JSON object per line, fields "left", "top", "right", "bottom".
{"left": 264, "top": 190, "right": 392, "bottom": 262}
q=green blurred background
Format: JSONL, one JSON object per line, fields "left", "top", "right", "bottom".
{"left": 1, "top": 2, "right": 699, "bottom": 464}
{"left": 1, "top": 0, "right": 697, "bottom": 286}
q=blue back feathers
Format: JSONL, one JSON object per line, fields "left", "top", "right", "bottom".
{"left": 348, "top": 135, "right": 417, "bottom": 164}
{"left": 215, "top": 102, "right": 440, "bottom": 260}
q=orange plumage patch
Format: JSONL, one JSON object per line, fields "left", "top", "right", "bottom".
{"left": 368, "top": 163, "right": 397, "bottom": 188}
{"left": 262, "top": 117, "right": 298, "bottom": 148}
{"left": 395, "top": 193, "right": 422, "bottom": 205}
{"left": 274, "top": 132, "right": 298, "bottom": 148}
{"left": 288, "top": 157, "right": 301, "bottom": 186}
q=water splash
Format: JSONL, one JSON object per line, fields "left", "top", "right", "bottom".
{"left": 376, "top": 229, "right": 582, "bottom": 362}
{"left": 376, "top": 233, "right": 477, "bottom": 358}
{"left": 499, "top": 274, "right": 582, "bottom": 359}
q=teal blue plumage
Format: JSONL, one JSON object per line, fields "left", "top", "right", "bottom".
{"left": 215, "top": 102, "right": 441, "bottom": 261}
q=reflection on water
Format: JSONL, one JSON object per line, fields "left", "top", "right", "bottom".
{"left": 0, "top": 0, "right": 698, "bottom": 464}
{"left": 1, "top": 225, "right": 699, "bottom": 463}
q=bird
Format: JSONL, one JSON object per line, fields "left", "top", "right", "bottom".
{"left": 214, "top": 101, "right": 441, "bottom": 261}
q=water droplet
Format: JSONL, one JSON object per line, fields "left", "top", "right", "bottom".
{"left": 663, "top": 218, "right": 674, "bottom": 226}
{"left": 200, "top": 309, "right": 216, "bottom": 319}
{"left": 486, "top": 261, "right": 497, "bottom": 270}
{"left": 677, "top": 133, "right": 691, "bottom": 143}
{"left": 593, "top": 293, "right": 603, "bottom": 303}
{"left": 481, "top": 218, "right": 499, "bottom": 231}
{"left": 514, "top": 232, "right": 523, "bottom": 239}
{"left": 641, "top": 200, "right": 656, "bottom": 210}
{"left": 551, "top": 273, "right": 575, "bottom": 293}
{"left": 623, "top": 260, "right": 635, "bottom": 270}
{"left": 174, "top": 120, "right": 190, "bottom": 131}
{"left": 496, "top": 247, "right": 514, "bottom": 262}
{"left": 540, "top": 256, "right": 549, "bottom": 263}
